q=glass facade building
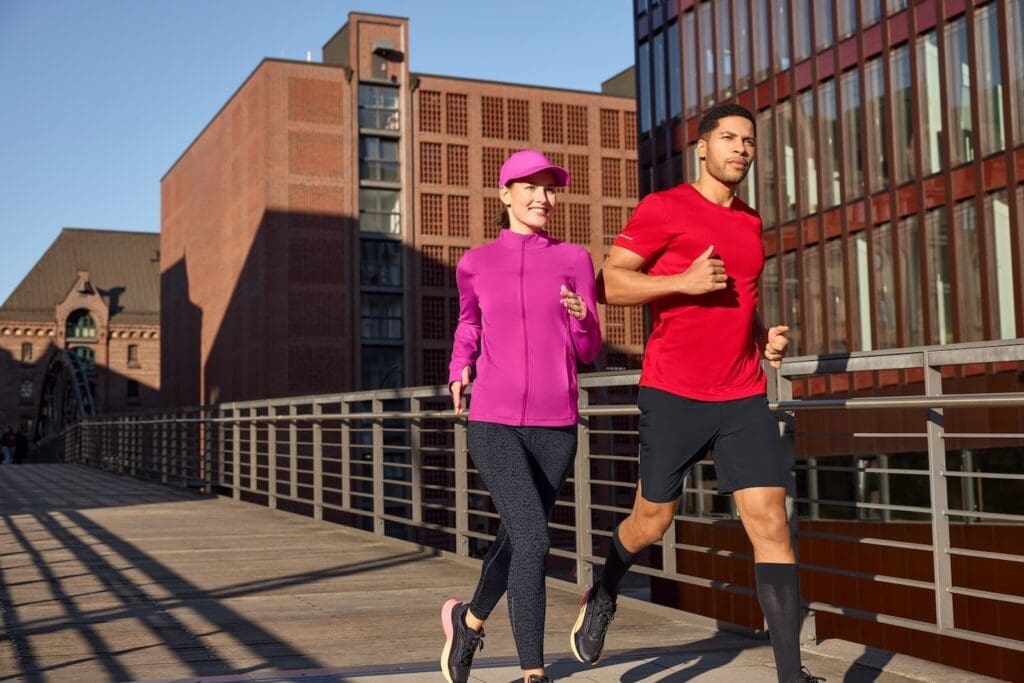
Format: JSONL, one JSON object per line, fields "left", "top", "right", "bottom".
{"left": 635, "top": 0, "right": 1024, "bottom": 356}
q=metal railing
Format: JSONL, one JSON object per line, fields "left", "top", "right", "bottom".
{"left": 45, "top": 339, "right": 1024, "bottom": 657}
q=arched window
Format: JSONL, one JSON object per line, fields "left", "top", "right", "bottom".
{"left": 66, "top": 309, "right": 97, "bottom": 340}
{"left": 70, "top": 346, "right": 96, "bottom": 374}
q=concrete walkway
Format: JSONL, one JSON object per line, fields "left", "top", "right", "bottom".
{"left": 0, "top": 465, "right": 1001, "bottom": 682}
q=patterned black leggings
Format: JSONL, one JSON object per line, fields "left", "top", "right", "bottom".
{"left": 466, "top": 421, "right": 577, "bottom": 670}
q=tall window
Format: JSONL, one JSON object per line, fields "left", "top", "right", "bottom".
{"left": 653, "top": 31, "right": 667, "bottom": 126}
{"left": 359, "top": 136, "right": 399, "bottom": 182}
{"left": 891, "top": 45, "right": 915, "bottom": 185}
{"left": 756, "top": 108, "right": 777, "bottom": 226}
{"left": 816, "top": 0, "right": 834, "bottom": 51}
{"left": 700, "top": 1, "right": 715, "bottom": 106}
{"left": 860, "top": 0, "right": 881, "bottom": 27}
{"left": 70, "top": 346, "right": 96, "bottom": 373}
{"left": 361, "top": 240, "right": 402, "bottom": 287}
{"left": 716, "top": 0, "right": 733, "bottom": 99}
{"left": 783, "top": 251, "right": 802, "bottom": 355}
{"left": 362, "top": 347, "right": 403, "bottom": 390}
{"left": 804, "top": 247, "right": 824, "bottom": 354}
{"left": 754, "top": 0, "right": 770, "bottom": 82}
{"left": 359, "top": 189, "right": 400, "bottom": 235}
{"left": 954, "top": 199, "right": 983, "bottom": 341}
{"left": 1012, "top": 0, "right": 1024, "bottom": 143}
{"left": 840, "top": 69, "right": 863, "bottom": 200}
{"left": 358, "top": 85, "right": 399, "bottom": 131}
{"left": 668, "top": 22, "right": 681, "bottom": 118}
{"left": 872, "top": 224, "right": 898, "bottom": 349}
{"left": 851, "top": 233, "right": 872, "bottom": 350}
{"left": 683, "top": 12, "right": 697, "bottom": 116}
{"left": 926, "top": 208, "right": 952, "bottom": 344}
{"left": 864, "top": 58, "right": 888, "bottom": 192}
{"left": 20, "top": 342, "right": 32, "bottom": 363}
{"left": 797, "top": 90, "right": 818, "bottom": 215}
{"left": 638, "top": 40, "right": 651, "bottom": 134}
{"left": 361, "top": 294, "right": 403, "bottom": 342}
{"left": 887, "top": 0, "right": 908, "bottom": 11}
{"left": 898, "top": 215, "right": 924, "bottom": 346}
{"left": 734, "top": 0, "right": 751, "bottom": 91}
{"left": 918, "top": 31, "right": 943, "bottom": 175}
{"left": 127, "top": 344, "right": 139, "bottom": 367}
{"left": 975, "top": 3, "right": 1005, "bottom": 157}
{"left": 825, "top": 239, "right": 848, "bottom": 352}
{"left": 985, "top": 191, "right": 1016, "bottom": 339}
{"left": 945, "top": 17, "right": 973, "bottom": 166}
{"left": 777, "top": 100, "right": 797, "bottom": 222}
{"left": 66, "top": 309, "right": 96, "bottom": 340}
{"left": 126, "top": 379, "right": 140, "bottom": 406}
{"left": 793, "top": 0, "right": 812, "bottom": 63}
{"left": 20, "top": 379, "right": 33, "bottom": 405}
{"left": 818, "top": 80, "right": 841, "bottom": 208}
{"left": 772, "top": 0, "right": 791, "bottom": 72}
{"left": 761, "top": 256, "right": 781, "bottom": 327}
{"left": 838, "top": 0, "right": 857, "bottom": 40}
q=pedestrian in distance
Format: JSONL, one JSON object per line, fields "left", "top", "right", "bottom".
{"left": 440, "top": 150, "right": 602, "bottom": 683}
{"left": 569, "top": 102, "right": 824, "bottom": 683}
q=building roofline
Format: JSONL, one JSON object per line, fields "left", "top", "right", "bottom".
{"left": 161, "top": 58, "right": 346, "bottom": 181}
{"left": 411, "top": 71, "right": 634, "bottom": 99}
{"left": 59, "top": 227, "right": 158, "bottom": 238}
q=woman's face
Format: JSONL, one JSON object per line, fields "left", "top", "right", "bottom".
{"left": 500, "top": 169, "right": 559, "bottom": 233}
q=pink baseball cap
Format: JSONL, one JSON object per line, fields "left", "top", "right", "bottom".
{"left": 498, "top": 150, "right": 571, "bottom": 187}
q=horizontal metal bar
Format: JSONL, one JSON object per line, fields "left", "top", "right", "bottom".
{"left": 794, "top": 464, "right": 928, "bottom": 476}
{"left": 943, "top": 471, "right": 1024, "bottom": 481}
{"left": 946, "top": 547, "right": 1024, "bottom": 564}
{"left": 796, "top": 529, "right": 934, "bottom": 553}
{"left": 792, "top": 497, "right": 933, "bottom": 514}
{"left": 945, "top": 509, "right": 1024, "bottom": 522}
{"left": 947, "top": 586, "right": 1024, "bottom": 606}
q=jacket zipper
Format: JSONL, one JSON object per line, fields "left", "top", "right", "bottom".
{"left": 520, "top": 239, "right": 529, "bottom": 425}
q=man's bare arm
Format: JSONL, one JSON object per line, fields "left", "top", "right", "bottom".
{"left": 597, "top": 244, "right": 727, "bottom": 306}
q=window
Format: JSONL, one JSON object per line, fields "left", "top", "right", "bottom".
{"left": 761, "top": 256, "right": 780, "bottom": 329}
{"left": 420, "top": 142, "right": 442, "bottom": 183}
{"left": 772, "top": 0, "right": 791, "bottom": 72}
{"left": 700, "top": 2, "right": 715, "bottom": 106}
{"left": 918, "top": 31, "right": 943, "bottom": 175}
{"left": 840, "top": 69, "right": 863, "bottom": 200}
{"left": 1012, "top": 1, "right": 1024, "bottom": 144}
{"left": 815, "top": 0, "right": 834, "bottom": 51}
{"left": 602, "top": 158, "right": 622, "bottom": 197}
{"left": 359, "top": 85, "right": 399, "bottom": 131}
{"left": 945, "top": 17, "right": 973, "bottom": 166}
{"left": 419, "top": 90, "right": 441, "bottom": 133}
{"left": 864, "top": 58, "right": 888, "bottom": 192}
{"left": 508, "top": 99, "right": 530, "bottom": 140}
{"left": 716, "top": 0, "right": 733, "bottom": 99}
{"left": 568, "top": 105, "right": 588, "bottom": 145}
{"left": 818, "top": 80, "right": 840, "bottom": 208}
{"left": 126, "top": 379, "right": 140, "bottom": 405}
{"left": 926, "top": 208, "right": 952, "bottom": 344}
{"left": 954, "top": 199, "right": 983, "bottom": 341}
{"left": 542, "top": 103, "right": 564, "bottom": 144}
{"left": 421, "top": 193, "right": 443, "bottom": 235}
{"left": 603, "top": 206, "right": 624, "bottom": 245}
{"left": 887, "top": 0, "right": 907, "bottom": 11}
{"left": 360, "top": 240, "right": 402, "bottom": 287}
{"left": 653, "top": 31, "right": 667, "bottom": 125}
{"left": 127, "top": 344, "right": 139, "bottom": 367}
{"left": 362, "top": 347, "right": 403, "bottom": 390}
{"left": 683, "top": 12, "right": 697, "bottom": 116}
{"left": 20, "top": 379, "right": 33, "bottom": 405}
{"left": 638, "top": 39, "right": 650, "bottom": 133}
{"left": 860, "top": 0, "right": 881, "bottom": 28}
{"left": 851, "top": 233, "right": 872, "bottom": 350}
{"left": 734, "top": 0, "right": 751, "bottom": 91}
{"left": 447, "top": 145, "right": 469, "bottom": 186}
{"left": 838, "top": 0, "right": 857, "bottom": 40}
{"left": 872, "top": 224, "right": 898, "bottom": 349}
{"left": 448, "top": 196, "right": 470, "bottom": 238}
{"left": 756, "top": 108, "right": 776, "bottom": 226}
{"left": 70, "top": 346, "right": 96, "bottom": 373}
{"left": 985, "top": 191, "right": 1016, "bottom": 339}
{"left": 359, "top": 136, "right": 399, "bottom": 183}
{"left": 797, "top": 90, "right": 818, "bottom": 215}
{"left": 445, "top": 93, "right": 467, "bottom": 137}
{"left": 600, "top": 109, "right": 620, "bottom": 148}
{"left": 66, "top": 309, "right": 96, "bottom": 340}
{"left": 20, "top": 342, "right": 32, "bottom": 363}
{"left": 805, "top": 246, "right": 825, "bottom": 354}
{"left": 891, "top": 45, "right": 914, "bottom": 185}
{"left": 793, "top": 0, "right": 811, "bottom": 63}
{"left": 754, "top": 0, "right": 770, "bottom": 82}
{"left": 898, "top": 215, "right": 924, "bottom": 346}
{"left": 975, "top": 3, "right": 1005, "bottom": 157}
{"left": 359, "top": 189, "right": 400, "bottom": 235}
{"left": 481, "top": 96, "right": 504, "bottom": 138}
{"left": 825, "top": 238, "right": 848, "bottom": 351}
{"left": 782, "top": 251, "right": 802, "bottom": 355}
{"left": 567, "top": 155, "right": 589, "bottom": 195}
{"left": 687, "top": 142, "right": 699, "bottom": 183}
{"left": 777, "top": 100, "right": 796, "bottom": 221}
{"left": 361, "top": 294, "right": 403, "bottom": 341}
{"left": 668, "top": 23, "right": 681, "bottom": 118}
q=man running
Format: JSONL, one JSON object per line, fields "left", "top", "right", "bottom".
{"left": 570, "top": 102, "right": 822, "bottom": 683}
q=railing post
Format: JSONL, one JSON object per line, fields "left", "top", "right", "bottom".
{"left": 232, "top": 406, "right": 241, "bottom": 501}
{"left": 160, "top": 413, "right": 169, "bottom": 484}
{"left": 312, "top": 402, "right": 323, "bottom": 521}
{"left": 267, "top": 404, "right": 277, "bottom": 510}
{"left": 341, "top": 400, "right": 351, "bottom": 511}
{"left": 409, "top": 396, "right": 423, "bottom": 534}
{"left": 288, "top": 403, "right": 298, "bottom": 501}
{"left": 453, "top": 418, "right": 470, "bottom": 557}
{"left": 924, "top": 351, "right": 955, "bottom": 630}
{"left": 248, "top": 406, "right": 258, "bottom": 496}
{"left": 372, "top": 396, "right": 385, "bottom": 536}
{"left": 574, "top": 386, "right": 595, "bottom": 588}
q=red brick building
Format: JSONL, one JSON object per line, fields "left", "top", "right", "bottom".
{"left": 161, "top": 12, "right": 640, "bottom": 407}
{"left": 0, "top": 229, "right": 161, "bottom": 431}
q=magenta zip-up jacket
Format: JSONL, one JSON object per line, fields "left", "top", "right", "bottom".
{"left": 448, "top": 229, "right": 602, "bottom": 427}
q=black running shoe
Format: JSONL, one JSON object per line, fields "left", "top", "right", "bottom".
{"left": 570, "top": 586, "right": 616, "bottom": 664}
{"left": 440, "top": 599, "right": 484, "bottom": 683}
{"left": 798, "top": 666, "right": 825, "bottom": 682}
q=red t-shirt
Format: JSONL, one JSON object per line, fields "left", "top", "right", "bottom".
{"left": 613, "top": 183, "right": 766, "bottom": 401}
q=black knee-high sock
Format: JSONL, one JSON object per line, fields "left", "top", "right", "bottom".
{"left": 755, "top": 562, "right": 803, "bottom": 683}
{"left": 597, "top": 526, "right": 637, "bottom": 601}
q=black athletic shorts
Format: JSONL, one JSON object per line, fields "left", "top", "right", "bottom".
{"left": 637, "top": 386, "right": 794, "bottom": 502}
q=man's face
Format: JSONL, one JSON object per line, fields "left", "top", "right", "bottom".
{"left": 697, "top": 115, "right": 756, "bottom": 187}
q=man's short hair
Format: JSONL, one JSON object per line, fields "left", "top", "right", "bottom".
{"left": 697, "top": 103, "right": 756, "bottom": 139}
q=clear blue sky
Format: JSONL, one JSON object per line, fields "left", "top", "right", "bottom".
{"left": 0, "top": 0, "right": 635, "bottom": 304}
